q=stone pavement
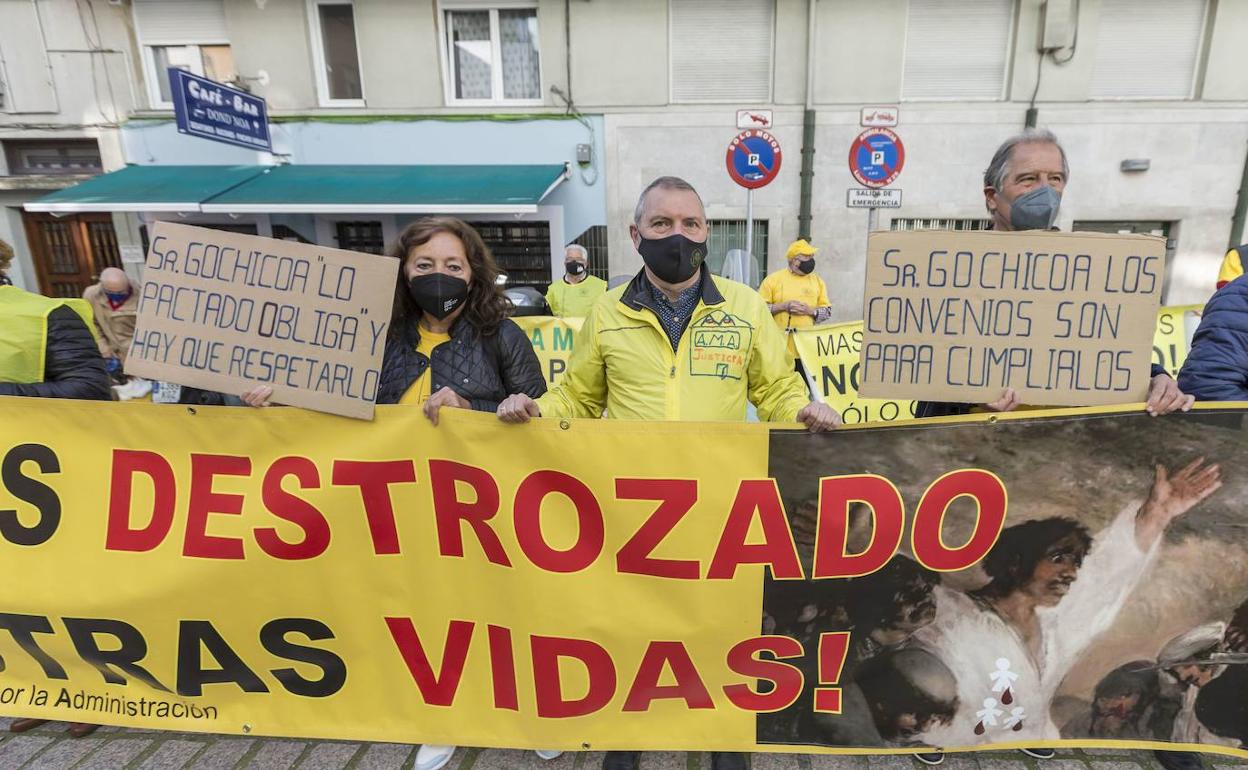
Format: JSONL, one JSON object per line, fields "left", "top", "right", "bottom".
{"left": 1, "top": 720, "right": 1245, "bottom": 770}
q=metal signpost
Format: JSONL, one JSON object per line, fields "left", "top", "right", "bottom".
{"left": 847, "top": 126, "right": 905, "bottom": 232}
{"left": 726, "top": 128, "right": 782, "bottom": 260}
{"left": 171, "top": 68, "right": 272, "bottom": 153}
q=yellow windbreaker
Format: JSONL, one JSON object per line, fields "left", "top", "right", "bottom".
{"left": 536, "top": 270, "right": 810, "bottom": 422}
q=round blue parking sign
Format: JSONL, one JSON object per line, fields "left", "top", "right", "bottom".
{"left": 848, "top": 128, "right": 905, "bottom": 188}
{"left": 726, "top": 130, "right": 782, "bottom": 189}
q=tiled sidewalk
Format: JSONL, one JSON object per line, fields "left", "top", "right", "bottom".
{"left": 1, "top": 720, "right": 1244, "bottom": 770}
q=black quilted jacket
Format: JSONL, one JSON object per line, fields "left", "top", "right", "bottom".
{"left": 0, "top": 305, "right": 112, "bottom": 401}
{"left": 375, "top": 316, "right": 546, "bottom": 409}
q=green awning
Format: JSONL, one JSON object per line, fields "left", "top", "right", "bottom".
{"left": 24, "top": 163, "right": 570, "bottom": 215}
{"left": 23, "top": 165, "right": 266, "bottom": 213}
{"left": 199, "top": 164, "right": 569, "bottom": 214}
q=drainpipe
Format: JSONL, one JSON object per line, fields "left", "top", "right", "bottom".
{"left": 798, "top": 0, "right": 817, "bottom": 239}
{"left": 1230, "top": 140, "right": 1248, "bottom": 250}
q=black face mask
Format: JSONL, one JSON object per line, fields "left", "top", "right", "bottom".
{"left": 637, "top": 233, "right": 707, "bottom": 284}
{"left": 566, "top": 260, "right": 586, "bottom": 276}
{"left": 408, "top": 273, "right": 469, "bottom": 320}
{"left": 797, "top": 258, "right": 816, "bottom": 275}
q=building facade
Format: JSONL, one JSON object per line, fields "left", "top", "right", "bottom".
{"left": 2, "top": 0, "right": 1246, "bottom": 313}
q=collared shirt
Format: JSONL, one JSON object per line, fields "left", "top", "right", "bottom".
{"left": 646, "top": 273, "right": 703, "bottom": 351}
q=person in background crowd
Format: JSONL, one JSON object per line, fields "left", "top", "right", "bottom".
{"left": 1, "top": 248, "right": 108, "bottom": 738}
{"left": 0, "top": 238, "right": 13, "bottom": 286}
{"left": 759, "top": 238, "right": 832, "bottom": 363}
{"left": 241, "top": 217, "right": 551, "bottom": 770}
{"left": 498, "top": 175, "right": 840, "bottom": 770}
{"left": 1215, "top": 243, "right": 1247, "bottom": 289}
{"left": 1177, "top": 275, "right": 1248, "bottom": 401}
{"left": 914, "top": 129, "right": 1193, "bottom": 425}
{"left": 546, "top": 243, "right": 607, "bottom": 317}
{"left": 83, "top": 266, "right": 149, "bottom": 399}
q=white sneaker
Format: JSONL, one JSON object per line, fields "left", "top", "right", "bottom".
{"left": 112, "top": 378, "right": 152, "bottom": 401}
{"left": 535, "top": 750, "right": 563, "bottom": 761}
{"left": 413, "top": 744, "right": 456, "bottom": 770}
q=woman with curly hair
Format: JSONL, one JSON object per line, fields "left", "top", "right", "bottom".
{"left": 244, "top": 216, "right": 546, "bottom": 424}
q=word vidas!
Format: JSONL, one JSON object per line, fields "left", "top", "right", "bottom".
{"left": 863, "top": 343, "right": 1135, "bottom": 392}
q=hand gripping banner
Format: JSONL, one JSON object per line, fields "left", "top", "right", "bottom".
{"left": 1, "top": 399, "right": 1247, "bottom": 758}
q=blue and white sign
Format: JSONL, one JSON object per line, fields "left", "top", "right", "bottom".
{"left": 725, "top": 130, "right": 783, "bottom": 190}
{"left": 171, "top": 68, "right": 271, "bottom": 152}
{"left": 848, "top": 128, "right": 905, "bottom": 189}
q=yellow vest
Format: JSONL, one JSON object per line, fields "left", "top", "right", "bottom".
{"left": 546, "top": 275, "right": 608, "bottom": 317}
{"left": 0, "top": 286, "right": 96, "bottom": 384}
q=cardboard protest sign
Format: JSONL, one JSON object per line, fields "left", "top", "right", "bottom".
{"left": 126, "top": 222, "right": 399, "bottom": 419}
{"left": 860, "top": 230, "right": 1165, "bottom": 406}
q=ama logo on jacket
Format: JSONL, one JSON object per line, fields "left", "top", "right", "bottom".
{"left": 689, "top": 309, "right": 753, "bottom": 380}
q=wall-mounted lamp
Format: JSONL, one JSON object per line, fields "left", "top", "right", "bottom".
{"left": 1120, "top": 159, "right": 1151, "bottom": 173}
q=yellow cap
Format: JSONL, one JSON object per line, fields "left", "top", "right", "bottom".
{"left": 785, "top": 239, "right": 817, "bottom": 259}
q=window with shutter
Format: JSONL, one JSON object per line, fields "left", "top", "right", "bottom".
{"left": 1089, "top": 0, "right": 1208, "bottom": 99}
{"left": 670, "top": 0, "right": 774, "bottom": 103}
{"left": 133, "top": 0, "right": 233, "bottom": 109}
{"left": 902, "top": 0, "right": 1014, "bottom": 101}
{"left": 0, "top": 1, "right": 58, "bottom": 113}
{"left": 133, "top": 0, "right": 229, "bottom": 43}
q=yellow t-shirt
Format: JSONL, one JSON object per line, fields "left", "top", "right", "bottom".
{"left": 757, "top": 268, "right": 830, "bottom": 355}
{"left": 545, "top": 275, "right": 607, "bottom": 317}
{"left": 1218, "top": 247, "right": 1244, "bottom": 289}
{"left": 398, "top": 329, "right": 452, "bottom": 405}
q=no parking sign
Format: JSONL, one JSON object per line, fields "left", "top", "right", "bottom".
{"left": 848, "top": 128, "right": 905, "bottom": 188}
{"left": 726, "top": 130, "right": 782, "bottom": 189}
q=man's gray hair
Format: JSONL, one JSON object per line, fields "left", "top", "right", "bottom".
{"left": 633, "top": 176, "right": 704, "bottom": 225}
{"left": 564, "top": 243, "right": 588, "bottom": 259}
{"left": 983, "top": 129, "right": 1070, "bottom": 191}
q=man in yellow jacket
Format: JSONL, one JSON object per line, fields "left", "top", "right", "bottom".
{"left": 497, "top": 176, "right": 839, "bottom": 769}
{"left": 497, "top": 177, "right": 840, "bottom": 427}
{"left": 759, "top": 238, "right": 831, "bottom": 359}
{"left": 545, "top": 244, "right": 607, "bottom": 317}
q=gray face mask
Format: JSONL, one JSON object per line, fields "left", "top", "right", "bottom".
{"left": 1007, "top": 185, "right": 1062, "bottom": 231}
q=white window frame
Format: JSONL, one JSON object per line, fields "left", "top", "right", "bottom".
{"left": 898, "top": 0, "right": 1018, "bottom": 103}
{"left": 667, "top": 0, "right": 776, "bottom": 104}
{"left": 1087, "top": 0, "right": 1211, "bottom": 101}
{"left": 307, "top": 0, "right": 367, "bottom": 108}
{"left": 437, "top": 0, "right": 544, "bottom": 107}
{"left": 132, "top": 3, "right": 232, "bottom": 110}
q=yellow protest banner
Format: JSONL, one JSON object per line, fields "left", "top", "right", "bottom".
{"left": 513, "top": 316, "right": 584, "bottom": 387}
{"left": 5, "top": 399, "right": 1248, "bottom": 759}
{"left": 792, "top": 322, "right": 916, "bottom": 424}
{"left": 1153, "top": 304, "right": 1203, "bottom": 378}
